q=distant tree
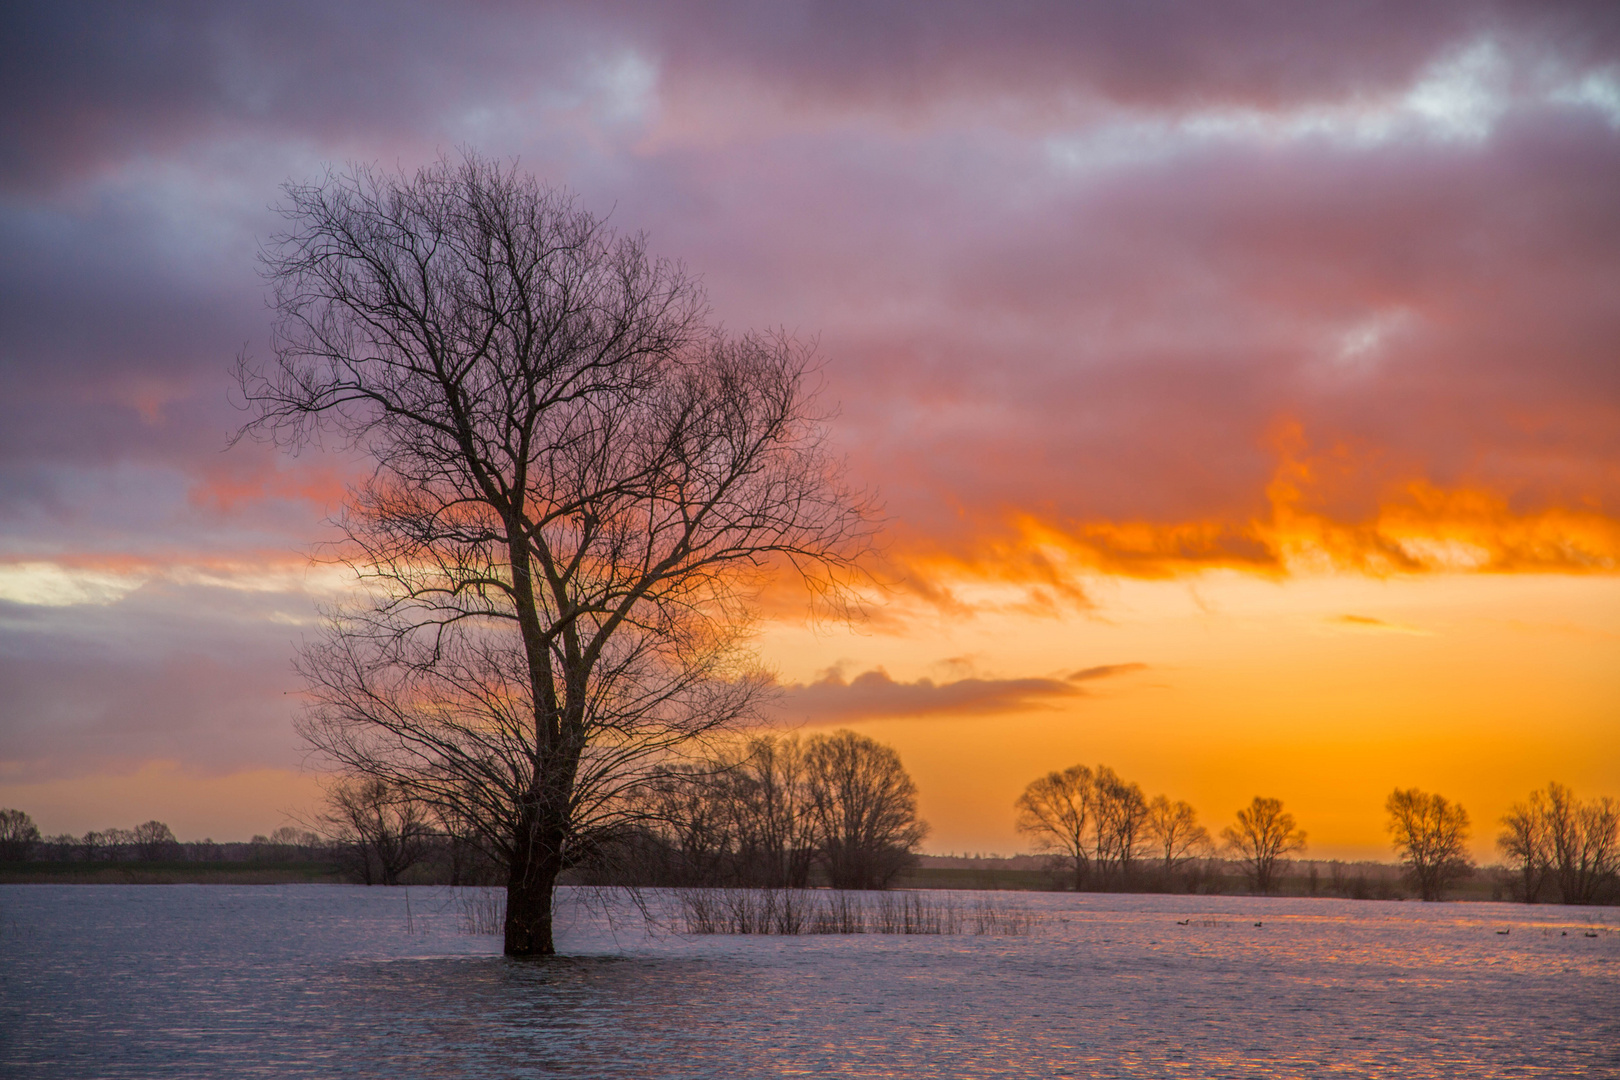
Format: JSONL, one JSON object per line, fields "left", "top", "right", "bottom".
{"left": 640, "top": 764, "right": 738, "bottom": 886}
{"left": 1384, "top": 788, "right": 1472, "bottom": 901}
{"left": 269, "top": 825, "right": 323, "bottom": 857}
{"left": 1145, "top": 795, "right": 1210, "bottom": 878}
{"left": 86, "top": 829, "right": 135, "bottom": 861}
{"left": 1543, "top": 783, "right": 1619, "bottom": 905}
{"left": 321, "top": 779, "right": 434, "bottom": 885}
{"left": 1092, "top": 766, "right": 1150, "bottom": 887}
{"left": 1497, "top": 790, "right": 1554, "bottom": 903}
{"left": 1014, "top": 765, "right": 1093, "bottom": 891}
{"left": 0, "top": 809, "right": 40, "bottom": 862}
{"left": 1221, "top": 796, "right": 1306, "bottom": 895}
{"left": 130, "top": 820, "right": 181, "bottom": 862}
{"left": 1498, "top": 784, "right": 1620, "bottom": 905}
{"left": 726, "top": 734, "right": 818, "bottom": 889}
{"left": 805, "top": 730, "right": 928, "bottom": 889}
{"left": 42, "top": 834, "right": 77, "bottom": 861}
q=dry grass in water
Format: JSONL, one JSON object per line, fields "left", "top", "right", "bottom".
{"left": 676, "top": 889, "right": 1036, "bottom": 937}
{"left": 456, "top": 888, "right": 505, "bottom": 936}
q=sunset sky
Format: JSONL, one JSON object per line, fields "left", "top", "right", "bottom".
{"left": 2, "top": 2, "right": 1616, "bottom": 860}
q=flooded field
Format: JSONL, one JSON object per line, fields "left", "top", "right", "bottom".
{"left": 2, "top": 884, "right": 1616, "bottom": 1078}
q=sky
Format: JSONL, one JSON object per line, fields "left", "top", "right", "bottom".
{"left": 1, "top": 1, "right": 1617, "bottom": 858}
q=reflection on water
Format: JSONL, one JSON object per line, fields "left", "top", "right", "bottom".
{"left": 2, "top": 885, "right": 1617, "bottom": 1078}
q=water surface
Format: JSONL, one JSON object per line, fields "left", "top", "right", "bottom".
{"left": 2, "top": 885, "right": 1616, "bottom": 1078}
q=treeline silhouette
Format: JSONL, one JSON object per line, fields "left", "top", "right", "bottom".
{"left": 0, "top": 728, "right": 928, "bottom": 892}
{"left": 2, "top": 766, "right": 1614, "bottom": 904}
{"left": 1011, "top": 766, "right": 1618, "bottom": 903}
{"left": 0, "top": 811, "right": 502, "bottom": 886}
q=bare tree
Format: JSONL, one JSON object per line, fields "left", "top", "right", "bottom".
{"left": 1544, "top": 783, "right": 1619, "bottom": 905}
{"left": 1014, "top": 765, "right": 1093, "bottom": 891}
{"left": 269, "top": 825, "right": 324, "bottom": 859}
{"left": 1497, "top": 790, "right": 1553, "bottom": 903}
{"left": 321, "top": 778, "right": 434, "bottom": 886}
{"left": 725, "top": 734, "right": 817, "bottom": 888}
{"left": 1145, "top": 795, "right": 1210, "bottom": 878}
{"left": 805, "top": 730, "right": 928, "bottom": 889}
{"left": 1221, "top": 796, "right": 1306, "bottom": 895}
{"left": 1497, "top": 784, "right": 1620, "bottom": 905}
{"left": 1092, "top": 766, "right": 1149, "bottom": 887}
{"left": 130, "top": 820, "right": 181, "bottom": 862}
{"left": 0, "top": 809, "right": 40, "bottom": 862}
{"left": 238, "top": 154, "right": 874, "bottom": 954}
{"left": 638, "top": 763, "right": 738, "bottom": 886}
{"left": 1384, "top": 788, "right": 1472, "bottom": 901}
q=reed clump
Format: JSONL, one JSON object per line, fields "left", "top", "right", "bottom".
{"left": 456, "top": 887, "right": 506, "bottom": 935}
{"left": 676, "top": 889, "right": 1036, "bottom": 936}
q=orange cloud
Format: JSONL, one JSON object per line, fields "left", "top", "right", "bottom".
{"left": 882, "top": 422, "right": 1620, "bottom": 602}
{"left": 186, "top": 456, "right": 350, "bottom": 514}
{"left": 768, "top": 663, "right": 1146, "bottom": 725}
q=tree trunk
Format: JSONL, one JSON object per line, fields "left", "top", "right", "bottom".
{"left": 504, "top": 836, "right": 562, "bottom": 957}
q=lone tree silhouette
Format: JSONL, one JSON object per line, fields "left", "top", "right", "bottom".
{"left": 1385, "top": 787, "right": 1472, "bottom": 901}
{"left": 238, "top": 153, "right": 874, "bottom": 955}
{"left": 1221, "top": 796, "right": 1305, "bottom": 895}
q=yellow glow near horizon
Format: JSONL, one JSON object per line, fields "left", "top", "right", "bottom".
{"left": 757, "top": 570, "right": 1620, "bottom": 862}
{"left": 0, "top": 763, "right": 327, "bottom": 843}
{"left": 2, "top": 572, "right": 1613, "bottom": 860}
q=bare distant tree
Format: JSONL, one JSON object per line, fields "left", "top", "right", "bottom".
{"left": 130, "top": 820, "right": 180, "bottom": 862}
{"left": 805, "top": 730, "right": 928, "bottom": 889}
{"left": 1015, "top": 765, "right": 1093, "bottom": 891}
{"left": 1497, "top": 790, "right": 1554, "bottom": 903}
{"left": 99, "top": 829, "right": 135, "bottom": 861}
{"left": 1384, "top": 788, "right": 1472, "bottom": 901}
{"left": 1498, "top": 784, "right": 1619, "bottom": 905}
{"left": 238, "top": 154, "right": 875, "bottom": 954}
{"left": 1145, "top": 795, "right": 1210, "bottom": 877}
{"left": 726, "top": 733, "right": 818, "bottom": 888}
{"left": 0, "top": 809, "right": 40, "bottom": 862}
{"left": 1092, "top": 766, "right": 1150, "bottom": 887}
{"left": 1543, "top": 783, "right": 1619, "bottom": 905}
{"left": 321, "top": 778, "right": 434, "bottom": 886}
{"left": 0, "top": 809, "right": 38, "bottom": 862}
{"left": 1221, "top": 796, "right": 1306, "bottom": 895}
{"left": 639, "top": 763, "right": 738, "bottom": 886}
{"left": 269, "top": 825, "right": 323, "bottom": 858}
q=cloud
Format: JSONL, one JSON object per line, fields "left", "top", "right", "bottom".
{"left": 1, "top": 0, "right": 1618, "bottom": 787}
{"left": 772, "top": 663, "right": 1144, "bottom": 724}
{"left": 1067, "top": 663, "right": 1149, "bottom": 683}
{"left": 5, "top": 2, "right": 1618, "bottom": 587}
{"left": 0, "top": 574, "right": 316, "bottom": 780}
{"left": 1328, "top": 615, "right": 1433, "bottom": 636}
